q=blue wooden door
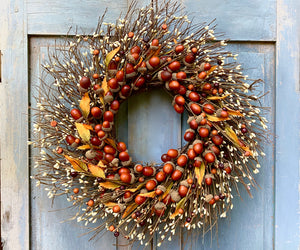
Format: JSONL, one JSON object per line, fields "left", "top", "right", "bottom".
{"left": 1, "top": 0, "right": 300, "bottom": 249}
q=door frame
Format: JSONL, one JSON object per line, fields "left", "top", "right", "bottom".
{"left": 1, "top": 0, "right": 299, "bottom": 249}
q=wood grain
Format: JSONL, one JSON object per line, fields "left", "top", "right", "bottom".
{"left": 0, "top": 0, "right": 29, "bottom": 249}
{"left": 275, "top": 0, "right": 300, "bottom": 248}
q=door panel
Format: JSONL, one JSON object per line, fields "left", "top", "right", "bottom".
{"left": 30, "top": 35, "right": 275, "bottom": 249}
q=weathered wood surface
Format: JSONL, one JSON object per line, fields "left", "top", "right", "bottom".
{"left": 1, "top": 0, "right": 300, "bottom": 249}
{"left": 275, "top": 0, "right": 300, "bottom": 249}
{"left": 26, "top": 0, "right": 276, "bottom": 41}
{"left": 0, "top": 0, "right": 29, "bottom": 249}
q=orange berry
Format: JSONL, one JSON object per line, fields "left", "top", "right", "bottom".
{"left": 87, "top": 199, "right": 94, "bottom": 207}
{"left": 73, "top": 188, "right": 79, "bottom": 194}
{"left": 128, "top": 32, "right": 134, "bottom": 38}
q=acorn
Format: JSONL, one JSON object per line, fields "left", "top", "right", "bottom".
{"left": 189, "top": 102, "right": 202, "bottom": 115}
{"left": 178, "top": 180, "right": 189, "bottom": 197}
{"left": 169, "top": 190, "right": 181, "bottom": 202}
{"left": 107, "top": 61, "right": 118, "bottom": 77}
{"left": 187, "top": 147, "right": 197, "bottom": 160}
{"left": 168, "top": 61, "right": 181, "bottom": 72}
{"left": 197, "top": 71, "right": 207, "bottom": 80}
{"left": 133, "top": 76, "right": 145, "bottom": 90}
{"left": 85, "top": 149, "right": 97, "bottom": 160}
{"left": 125, "top": 63, "right": 137, "bottom": 78}
{"left": 203, "top": 103, "right": 215, "bottom": 114}
{"left": 177, "top": 154, "right": 188, "bottom": 167}
{"left": 155, "top": 171, "right": 166, "bottom": 182}
{"left": 134, "top": 164, "right": 144, "bottom": 173}
{"left": 158, "top": 70, "right": 172, "bottom": 81}
{"left": 143, "top": 166, "right": 156, "bottom": 177}
{"left": 198, "top": 127, "right": 210, "bottom": 138}
{"left": 174, "top": 95, "right": 185, "bottom": 106}
{"left": 119, "top": 85, "right": 131, "bottom": 99}
{"left": 175, "top": 44, "right": 184, "bottom": 54}
{"left": 174, "top": 103, "right": 184, "bottom": 114}
{"left": 135, "top": 194, "right": 146, "bottom": 205}
{"left": 171, "top": 166, "right": 184, "bottom": 181}
{"left": 167, "top": 149, "right": 179, "bottom": 158}
{"left": 203, "top": 150, "right": 216, "bottom": 163}
{"left": 169, "top": 80, "right": 180, "bottom": 91}
{"left": 70, "top": 108, "right": 83, "bottom": 122}
{"left": 212, "top": 135, "right": 223, "bottom": 145}
{"left": 188, "top": 91, "right": 200, "bottom": 102}
{"left": 150, "top": 39, "right": 159, "bottom": 50}
{"left": 103, "top": 91, "right": 114, "bottom": 103}
{"left": 154, "top": 202, "right": 166, "bottom": 216}
{"left": 163, "top": 162, "right": 175, "bottom": 174}
{"left": 156, "top": 185, "right": 166, "bottom": 195}
{"left": 146, "top": 56, "right": 160, "bottom": 70}
{"left": 102, "top": 121, "right": 113, "bottom": 132}
{"left": 184, "top": 52, "right": 195, "bottom": 66}
{"left": 204, "top": 194, "right": 214, "bottom": 203}
{"left": 79, "top": 76, "right": 91, "bottom": 89}
{"left": 138, "top": 61, "right": 147, "bottom": 74}
{"left": 110, "top": 100, "right": 120, "bottom": 113}
{"left": 187, "top": 116, "right": 199, "bottom": 130}
{"left": 146, "top": 179, "right": 157, "bottom": 191}
{"left": 184, "top": 129, "right": 195, "bottom": 142}
{"left": 91, "top": 107, "right": 102, "bottom": 118}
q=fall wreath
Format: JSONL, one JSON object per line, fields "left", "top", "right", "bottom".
{"left": 31, "top": 1, "right": 269, "bottom": 247}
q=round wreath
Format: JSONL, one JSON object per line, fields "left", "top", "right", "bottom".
{"left": 32, "top": 1, "right": 268, "bottom": 247}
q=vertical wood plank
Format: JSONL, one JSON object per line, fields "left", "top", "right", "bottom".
{"left": 182, "top": 43, "right": 275, "bottom": 250}
{"left": 275, "top": 0, "right": 300, "bottom": 248}
{"left": 0, "top": 0, "right": 29, "bottom": 249}
{"left": 29, "top": 38, "right": 116, "bottom": 250}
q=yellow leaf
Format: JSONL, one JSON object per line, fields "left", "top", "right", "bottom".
{"left": 206, "top": 115, "right": 230, "bottom": 122}
{"left": 125, "top": 183, "right": 145, "bottom": 192}
{"left": 162, "top": 182, "right": 173, "bottom": 199}
{"left": 82, "top": 124, "right": 93, "bottom": 130}
{"left": 103, "top": 202, "right": 118, "bottom": 208}
{"left": 64, "top": 155, "right": 88, "bottom": 172}
{"left": 105, "top": 138, "right": 118, "bottom": 149}
{"left": 88, "top": 164, "right": 105, "bottom": 178}
{"left": 224, "top": 126, "right": 253, "bottom": 156}
{"left": 77, "top": 144, "right": 91, "bottom": 150}
{"left": 195, "top": 162, "right": 205, "bottom": 186}
{"left": 79, "top": 93, "right": 90, "bottom": 118}
{"left": 139, "top": 191, "right": 156, "bottom": 198}
{"left": 227, "top": 108, "right": 243, "bottom": 117}
{"left": 173, "top": 39, "right": 178, "bottom": 44}
{"left": 75, "top": 123, "right": 91, "bottom": 143}
{"left": 105, "top": 47, "right": 120, "bottom": 68}
{"left": 170, "top": 198, "right": 186, "bottom": 219}
{"left": 122, "top": 203, "right": 138, "bottom": 219}
{"left": 207, "top": 65, "right": 217, "bottom": 76}
{"left": 207, "top": 94, "right": 230, "bottom": 100}
{"left": 101, "top": 77, "right": 109, "bottom": 94}
{"left": 100, "top": 182, "right": 121, "bottom": 189}
{"left": 97, "top": 160, "right": 107, "bottom": 168}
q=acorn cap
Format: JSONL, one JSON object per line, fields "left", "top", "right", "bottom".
{"left": 216, "top": 108, "right": 222, "bottom": 117}
{"left": 192, "top": 139, "right": 203, "bottom": 145}
{"left": 95, "top": 88, "right": 104, "bottom": 95}
{"left": 110, "top": 158, "right": 119, "bottom": 167}
{"left": 140, "top": 188, "right": 147, "bottom": 194}
{"left": 71, "top": 142, "right": 79, "bottom": 148}
{"left": 107, "top": 69, "right": 117, "bottom": 77}
{"left": 179, "top": 180, "right": 189, "bottom": 187}
{"left": 205, "top": 174, "right": 215, "bottom": 180}
{"left": 205, "top": 194, "right": 213, "bottom": 203}
{"left": 154, "top": 202, "right": 166, "bottom": 210}
{"left": 169, "top": 190, "right": 181, "bottom": 202}
{"left": 175, "top": 166, "right": 184, "bottom": 172}
{"left": 156, "top": 185, "right": 166, "bottom": 193}
{"left": 75, "top": 117, "right": 84, "bottom": 123}
{"left": 104, "top": 95, "right": 114, "bottom": 103}
{"left": 121, "top": 157, "right": 132, "bottom": 167}
{"left": 129, "top": 173, "right": 136, "bottom": 184}
{"left": 196, "top": 115, "right": 204, "bottom": 124}
{"left": 165, "top": 161, "right": 175, "bottom": 167}
{"left": 78, "top": 85, "right": 88, "bottom": 93}
{"left": 85, "top": 149, "right": 97, "bottom": 159}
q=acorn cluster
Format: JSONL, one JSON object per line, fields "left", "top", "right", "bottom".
{"left": 31, "top": 1, "right": 268, "bottom": 247}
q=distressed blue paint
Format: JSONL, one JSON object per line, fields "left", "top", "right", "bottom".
{"left": 275, "top": 0, "right": 300, "bottom": 249}
{"left": 30, "top": 39, "right": 116, "bottom": 250}
{"left": 181, "top": 0, "right": 276, "bottom": 41}
{"left": 181, "top": 44, "right": 275, "bottom": 250}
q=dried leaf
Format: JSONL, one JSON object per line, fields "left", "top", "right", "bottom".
{"left": 64, "top": 155, "right": 88, "bottom": 172}
{"left": 139, "top": 191, "right": 156, "bottom": 198}
{"left": 88, "top": 164, "right": 105, "bottom": 178}
{"left": 75, "top": 123, "right": 91, "bottom": 142}
{"left": 97, "top": 160, "right": 107, "bottom": 168}
{"left": 224, "top": 126, "right": 253, "bottom": 155}
{"left": 101, "top": 77, "right": 109, "bottom": 94}
{"left": 104, "top": 47, "right": 120, "bottom": 67}
{"left": 122, "top": 203, "right": 138, "bottom": 219}
{"left": 207, "top": 94, "right": 230, "bottom": 100}
{"left": 207, "top": 65, "right": 217, "bottom": 76}
{"left": 79, "top": 93, "right": 90, "bottom": 118}
{"left": 125, "top": 183, "right": 145, "bottom": 192}
{"left": 105, "top": 138, "right": 118, "bottom": 149}
{"left": 100, "top": 182, "right": 121, "bottom": 190}
{"left": 103, "top": 202, "right": 118, "bottom": 208}
{"left": 227, "top": 108, "right": 243, "bottom": 117}
{"left": 206, "top": 115, "right": 230, "bottom": 122}
{"left": 162, "top": 182, "right": 173, "bottom": 199}
{"left": 77, "top": 144, "right": 91, "bottom": 150}
{"left": 195, "top": 162, "right": 205, "bottom": 186}
{"left": 82, "top": 124, "right": 93, "bottom": 130}
{"left": 170, "top": 198, "right": 186, "bottom": 219}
